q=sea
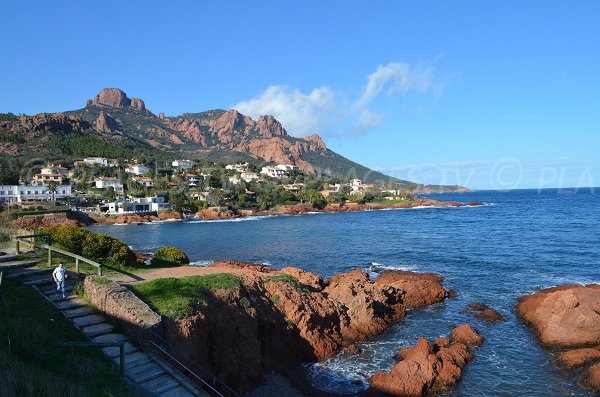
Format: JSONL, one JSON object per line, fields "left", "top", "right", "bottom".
{"left": 90, "top": 188, "right": 600, "bottom": 396}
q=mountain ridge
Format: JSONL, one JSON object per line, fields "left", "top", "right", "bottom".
{"left": 0, "top": 88, "right": 469, "bottom": 191}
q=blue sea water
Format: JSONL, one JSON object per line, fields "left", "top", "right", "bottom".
{"left": 90, "top": 188, "right": 600, "bottom": 396}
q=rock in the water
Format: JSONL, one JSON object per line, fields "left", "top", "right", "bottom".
{"left": 554, "top": 347, "right": 600, "bottom": 369}
{"left": 516, "top": 284, "right": 600, "bottom": 347}
{"left": 374, "top": 270, "right": 446, "bottom": 309}
{"left": 579, "top": 362, "right": 600, "bottom": 392}
{"left": 466, "top": 302, "right": 506, "bottom": 321}
{"left": 450, "top": 323, "right": 484, "bottom": 347}
{"left": 368, "top": 324, "right": 482, "bottom": 396}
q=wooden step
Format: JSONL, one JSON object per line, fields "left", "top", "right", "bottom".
{"left": 0, "top": 260, "right": 38, "bottom": 272}
{"left": 102, "top": 342, "right": 138, "bottom": 358}
{"left": 82, "top": 322, "right": 115, "bottom": 338}
{"left": 6, "top": 267, "right": 52, "bottom": 278}
{"left": 128, "top": 362, "right": 166, "bottom": 383}
{"left": 55, "top": 299, "right": 86, "bottom": 311}
{"left": 160, "top": 385, "right": 198, "bottom": 397}
{"left": 63, "top": 306, "right": 95, "bottom": 319}
{"left": 72, "top": 314, "right": 106, "bottom": 327}
{"left": 142, "top": 374, "right": 180, "bottom": 394}
{"left": 116, "top": 351, "right": 152, "bottom": 368}
{"left": 0, "top": 255, "right": 18, "bottom": 262}
{"left": 92, "top": 333, "right": 127, "bottom": 344}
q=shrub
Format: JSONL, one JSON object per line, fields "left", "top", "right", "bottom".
{"left": 42, "top": 225, "right": 137, "bottom": 268}
{"left": 152, "top": 246, "right": 190, "bottom": 266}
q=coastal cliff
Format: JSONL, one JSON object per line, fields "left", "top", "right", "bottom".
{"left": 147, "top": 262, "right": 448, "bottom": 393}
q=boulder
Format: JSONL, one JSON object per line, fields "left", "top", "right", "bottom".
{"left": 466, "top": 302, "right": 506, "bottom": 322}
{"left": 450, "top": 323, "right": 484, "bottom": 346}
{"left": 516, "top": 284, "right": 600, "bottom": 347}
{"left": 554, "top": 347, "right": 600, "bottom": 369}
{"left": 579, "top": 362, "right": 600, "bottom": 392}
{"left": 369, "top": 324, "right": 483, "bottom": 396}
{"left": 374, "top": 270, "right": 446, "bottom": 309}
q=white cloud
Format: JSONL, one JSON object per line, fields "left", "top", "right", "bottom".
{"left": 353, "top": 62, "right": 434, "bottom": 110}
{"left": 233, "top": 61, "right": 439, "bottom": 138}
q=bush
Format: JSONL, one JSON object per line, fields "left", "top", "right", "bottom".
{"left": 42, "top": 225, "right": 137, "bottom": 268}
{"left": 152, "top": 246, "right": 190, "bottom": 266}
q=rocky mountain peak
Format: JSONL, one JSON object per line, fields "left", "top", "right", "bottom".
{"left": 95, "top": 111, "right": 120, "bottom": 133}
{"left": 86, "top": 88, "right": 145, "bottom": 111}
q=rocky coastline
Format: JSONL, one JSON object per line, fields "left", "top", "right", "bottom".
{"left": 155, "top": 261, "right": 451, "bottom": 394}
{"left": 14, "top": 198, "right": 484, "bottom": 229}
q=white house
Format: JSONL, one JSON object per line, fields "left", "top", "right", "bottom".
{"left": 275, "top": 164, "right": 297, "bottom": 171}
{"left": 0, "top": 184, "right": 72, "bottom": 204}
{"left": 132, "top": 176, "right": 154, "bottom": 187}
{"left": 180, "top": 173, "right": 201, "bottom": 188}
{"left": 225, "top": 162, "right": 249, "bottom": 172}
{"left": 240, "top": 171, "right": 259, "bottom": 183}
{"left": 83, "top": 157, "right": 108, "bottom": 166}
{"left": 41, "top": 164, "right": 69, "bottom": 177}
{"left": 260, "top": 166, "right": 287, "bottom": 179}
{"left": 172, "top": 160, "right": 194, "bottom": 169}
{"left": 125, "top": 163, "right": 149, "bottom": 176}
{"left": 106, "top": 196, "right": 172, "bottom": 214}
{"left": 94, "top": 177, "right": 124, "bottom": 193}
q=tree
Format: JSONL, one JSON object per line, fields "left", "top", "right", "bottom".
{"left": 47, "top": 182, "right": 58, "bottom": 202}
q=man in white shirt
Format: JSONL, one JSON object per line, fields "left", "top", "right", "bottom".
{"left": 52, "top": 262, "right": 67, "bottom": 298}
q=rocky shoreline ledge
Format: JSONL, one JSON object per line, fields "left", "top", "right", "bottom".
{"left": 516, "top": 284, "right": 600, "bottom": 393}
{"left": 15, "top": 198, "right": 485, "bottom": 228}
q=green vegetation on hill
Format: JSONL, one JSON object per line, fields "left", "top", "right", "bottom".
{"left": 0, "top": 278, "right": 144, "bottom": 397}
{"left": 129, "top": 274, "right": 242, "bottom": 319}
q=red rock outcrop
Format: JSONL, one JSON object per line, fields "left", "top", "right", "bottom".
{"left": 517, "top": 284, "right": 600, "bottom": 393}
{"left": 554, "top": 347, "right": 600, "bottom": 369}
{"left": 368, "top": 324, "right": 483, "bottom": 396}
{"left": 374, "top": 270, "right": 446, "bottom": 309}
{"left": 95, "top": 111, "right": 120, "bottom": 133}
{"left": 516, "top": 284, "right": 600, "bottom": 347}
{"left": 0, "top": 113, "right": 90, "bottom": 135}
{"left": 159, "top": 262, "right": 446, "bottom": 393}
{"left": 579, "top": 362, "right": 600, "bottom": 392}
{"left": 450, "top": 323, "right": 485, "bottom": 346}
{"left": 86, "top": 88, "right": 146, "bottom": 111}
{"left": 324, "top": 269, "right": 406, "bottom": 342}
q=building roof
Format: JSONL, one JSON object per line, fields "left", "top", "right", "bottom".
{"left": 35, "top": 173, "right": 63, "bottom": 177}
{"left": 95, "top": 177, "right": 120, "bottom": 181}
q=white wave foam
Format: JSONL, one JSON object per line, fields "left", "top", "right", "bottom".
{"left": 365, "top": 262, "right": 418, "bottom": 279}
{"left": 189, "top": 260, "right": 215, "bottom": 267}
{"left": 186, "top": 215, "right": 276, "bottom": 224}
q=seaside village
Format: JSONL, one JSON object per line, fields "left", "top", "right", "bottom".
{"left": 0, "top": 157, "right": 412, "bottom": 215}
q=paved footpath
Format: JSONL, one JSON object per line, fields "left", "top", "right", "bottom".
{"left": 1, "top": 255, "right": 207, "bottom": 397}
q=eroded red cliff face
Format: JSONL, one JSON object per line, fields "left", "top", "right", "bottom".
{"left": 160, "top": 262, "right": 446, "bottom": 393}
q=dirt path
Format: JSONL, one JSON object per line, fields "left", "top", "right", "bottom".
{"left": 113, "top": 264, "right": 279, "bottom": 285}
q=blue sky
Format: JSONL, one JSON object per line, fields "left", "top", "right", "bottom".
{"left": 2, "top": 1, "right": 599, "bottom": 189}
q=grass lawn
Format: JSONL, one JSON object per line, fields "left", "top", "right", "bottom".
{"left": 0, "top": 278, "right": 146, "bottom": 397}
{"left": 129, "top": 274, "right": 242, "bottom": 320}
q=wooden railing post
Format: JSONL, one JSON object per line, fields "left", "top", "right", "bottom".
{"left": 99, "top": 265, "right": 103, "bottom": 277}
{"left": 119, "top": 343, "right": 125, "bottom": 376}
{"left": 47, "top": 246, "right": 52, "bottom": 266}
{"left": 75, "top": 258, "right": 80, "bottom": 275}
{"left": 15, "top": 240, "right": 20, "bottom": 254}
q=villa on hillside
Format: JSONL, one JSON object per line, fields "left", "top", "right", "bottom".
{"left": 125, "top": 163, "right": 149, "bottom": 176}
{"left": 275, "top": 164, "right": 297, "bottom": 171}
{"left": 0, "top": 184, "right": 72, "bottom": 204}
{"left": 240, "top": 171, "right": 259, "bottom": 183}
{"left": 32, "top": 173, "right": 65, "bottom": 186}
{"left": 132, "top": 176, "right": 154, "bottom": 187}
{"left": 102, "top": 196, "right": 172, "bottom": 214}
{"left": 172, "top": 159, "right": 194, "bottom": 169}
{"left": 225, "top": 162, "right": 250, "bottom": 172}
{"left": 283, "top": 183, "right": 304, "bottom": 193}
{"left": 94, "top": 177, "right": 124, "bottom": 193}
{"left": 260, "top": 166, "right": 287, "bottom": 179}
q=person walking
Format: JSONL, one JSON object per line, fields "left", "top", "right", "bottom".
{"left": 52, "top": 262, "right": 67, "bottom": 298}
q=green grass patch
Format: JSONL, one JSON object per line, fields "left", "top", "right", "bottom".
{"left": 93, "top": 276, "right": 111, "bottom": 286}
{"left": 264, "top": 274, "right": 300, "bottom": 286}
{"left": 0, "top": 278, "right": 144, "bottom": 397}
{"left": 269, "top": 294, "right": 280, "bottom": 304}
{"left": 129, "top": 274, "right": 242, "bottom": 320}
